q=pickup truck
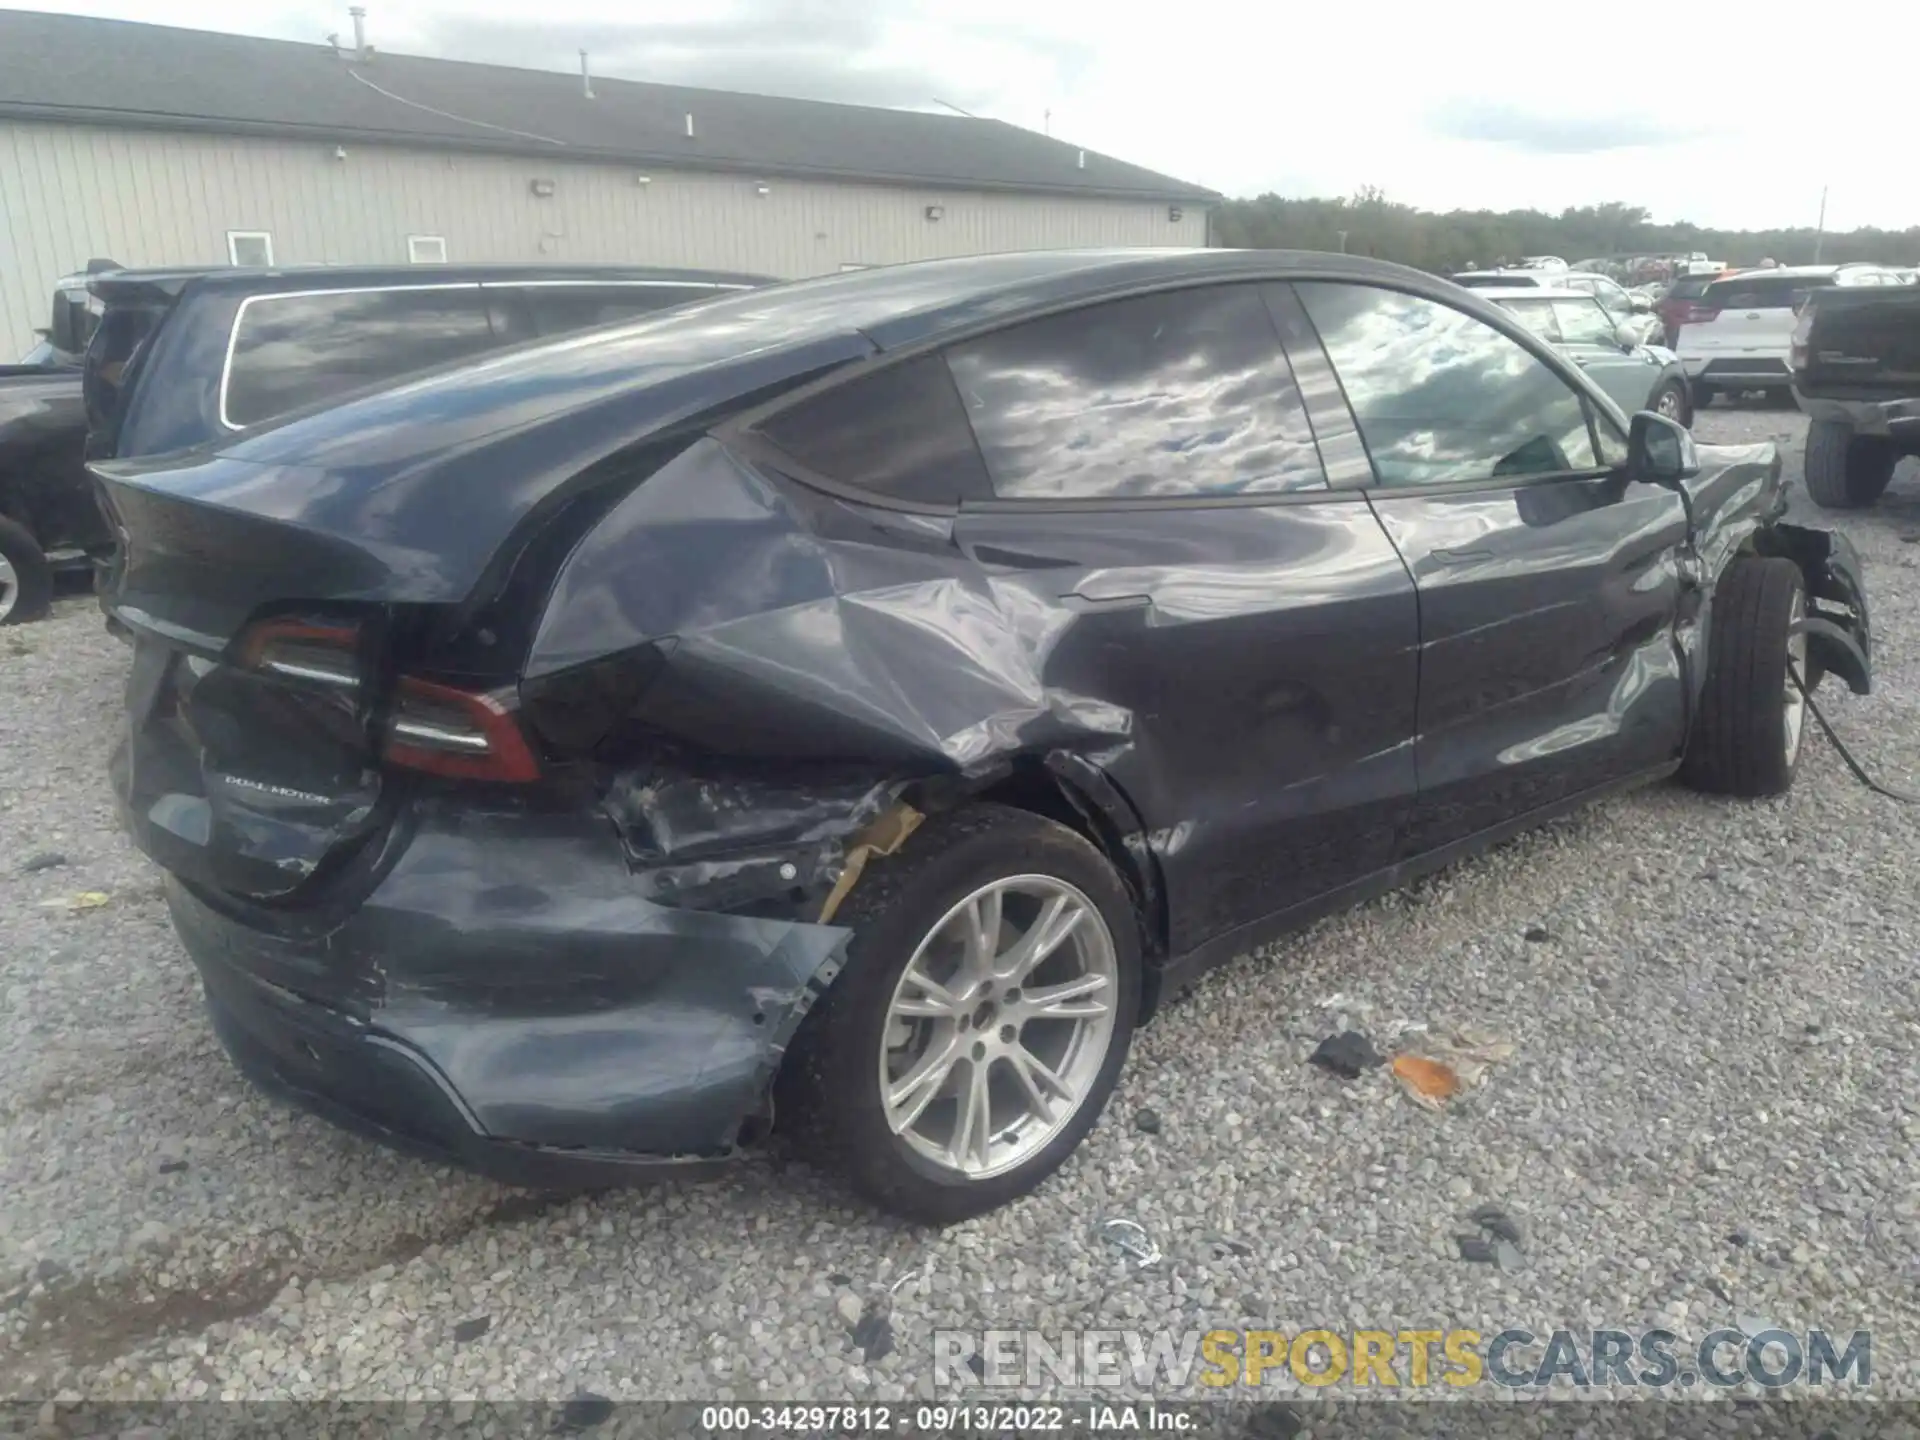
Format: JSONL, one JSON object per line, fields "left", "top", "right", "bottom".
{"left": 0, "top": 261, "right": 771, "bottom": 623}
{"left": 1792, "top": 282, "right": 1920, "bottom": 509}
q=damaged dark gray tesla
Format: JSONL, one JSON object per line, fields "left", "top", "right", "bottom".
{"left": 95, "top": 250, "right": 1873, "bottom": 1222}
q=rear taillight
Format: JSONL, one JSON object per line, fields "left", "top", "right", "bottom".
{"left": 1789, "top": 307, "right": 1814, "bottom": 371}
{"left": 385, "top": 677, "right": 542, "bottom": 783}
{"left": 233, "top": 615, "right": 541, "bottom": 783}
{"left": 1679, "top": 303, "right": 1720, "bottom": 326}
{"left": 237, "top": 617, "right": 362, "bottom": 690}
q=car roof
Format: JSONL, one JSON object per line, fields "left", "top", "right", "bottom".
{"left": 205, "top": 247, "right": 1476, "bottom": 474}
{"left": 89, "top": 261, "right": 775, "bottom": 301}
{"left": 1475, "top": 288, "right": 1592, "bottom": 302}
{"left": 1716, "top": 264, "right": 1842, "bottom": 281}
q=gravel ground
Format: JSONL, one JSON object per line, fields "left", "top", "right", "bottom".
{"left": 5, "top": 404, "right": 1920, "bottom": 1413}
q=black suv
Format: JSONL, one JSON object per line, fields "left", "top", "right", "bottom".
{"left": 0, "top": 262, "right": 769, "bottom": 623}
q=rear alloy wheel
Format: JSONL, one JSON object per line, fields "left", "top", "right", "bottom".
{"left": 0, "top": 515, "right": 52, "bottom": 625}
{"left": 782, "top": 805, "right": 1140, "bottom": 1223}
{"left": 1651, "top": 378, "right": 1690, "bottom": 426}
{"left": 1803, "top": 419, "right": 1896, "bottom": 509}
{"left": 1690, "top": 381, "right": 1715, "bottom": 411}
{"left": 1680, "top": 557, "right": 1808, "bottom": 798}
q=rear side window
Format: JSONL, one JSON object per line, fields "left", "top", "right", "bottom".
{"left": 1703, "top": 275, "right": 1831, "bottom": 310}
{"left": 1552, "top": 298, "right": 1618, "bottom": 345}
{"left": 1498, "top": 299, "right": 1560, "bottom": 340}
{"left": 1297, "top": 281, "right": 1597, "bottom": 487}
{"left": 946, "top": 284, "right": 1326, "bottom": 500}
{"left": 224, "top": 287, "right": 499, "bottom": 428}
{"left": 755, "top": 353, "right": 993, "bottom": 506}
{"left": 520, "top": 283, "right": 733, "bottom": 337}
{"left": 1670, "top": 276, "right": 1713, "bottom": 299}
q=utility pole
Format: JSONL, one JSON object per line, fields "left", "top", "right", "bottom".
{"left": 1813, "top": 185, "right": 1829, "bottom": 263}
{"left": 1336, "top": 229, "right": 1349, "bottom": 254}
{"left": 1044, "top": 108, "right": 1051, "bottom": 136}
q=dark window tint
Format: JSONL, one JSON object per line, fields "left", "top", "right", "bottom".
{"left": 1453, "top": 274, "right": 1533, "bottom": 289}
{"left": 1703, "top": 274, "right": 1831, "bottom": 309}
{"left": 946, "top": 285, "right": 1325, "bottom": 500}
{"left": 756, "top": 353, "right": 992, "bottom": 506}
{"left": 1670, "top": 276, "right": 1715, "bottom": 299}
{"left": 224, "top": 287, "right": 499, "bottom": 427}
{"left": 521, "top": 283, "right": 732, "bottom": 337}
{"left": 1298, "top": 281, "right": 1597, "bottom": 487}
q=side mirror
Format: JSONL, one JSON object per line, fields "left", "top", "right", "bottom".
{"left": 1627, "top": 411, "right": 1698, "bottom": 487}
{"left": 1630, "top": 293, "right": 1653, "bottom": 313}
{"left": 1614, "top": 321, "right": 1640, "bottom": 350}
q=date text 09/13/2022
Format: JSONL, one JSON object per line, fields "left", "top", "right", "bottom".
{"left": 700, "top": 1404, "right": 1192, "bottom": 1433}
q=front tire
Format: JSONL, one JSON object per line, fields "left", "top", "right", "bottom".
{"left": 1803, "top": 419, "right": 1895, "bottom": 509}
{"left": 1680, "top": 557, "right": 1807, "bottom": 798}
{"left": 0, "top": 515, "right": 52, "bottom": 625}
{"left": 781, "top": 804, "right": 1141, "bottom": 1224}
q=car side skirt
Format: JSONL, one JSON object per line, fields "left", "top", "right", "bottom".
{"left": 1149, "top": 762, "right": 1677, "bottom": 1012}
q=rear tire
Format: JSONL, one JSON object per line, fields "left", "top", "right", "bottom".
{"left": 1650, "top": 378, "right": 1691, "bottom": 426}
{"left": 1766, "top": 386, "right": 1793, "bottom": 408}
{"left": 1803, "top": 419, "right": 1895, "bottom": 509}
{"left": 1690, "top": 381, "right": 1715, "bottom": 410}
{"left": 0, "top": 515, "right": 52, "bottom": 625}
{"left": 780, "top": 804, "right": 1141, "bottom": 1224}
{"left": 1680, "top": 557, "right": 1807, "bottom": 798}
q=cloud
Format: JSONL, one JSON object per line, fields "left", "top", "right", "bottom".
{"left": 401, "top": 0, "right": 1097, "bottom": 117}
{"left": 1425, "top": 98, "right": 1712, "bottom": 154}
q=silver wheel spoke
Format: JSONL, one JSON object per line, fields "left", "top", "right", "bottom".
{"left": 886, "top": 1031, "right": 961, "bottom": 1132}
{"left": 894, "top": 964, "right": 962, "bottom": 1018}
{"left": 961, "top": 887, "right": 1003, "bottom": 979}
{"left": 1022, "top": 972, "right": 1111, "bottom": 1019}
{"left": 878, "top": 873, "right": 1118, "bottom": 1180}
{"left": 1006, "top": 1044, "right": 1072, "bottom": 1118}
{"left": 996, "top": 893, "right": 1085, "bottom": 980}
{"left": 949, "top": 1057, "right": 993, "bottom": 1170}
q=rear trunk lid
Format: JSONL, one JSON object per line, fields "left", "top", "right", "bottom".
{"left": 112, "top": 617, "right": 389, "bottom": 901}
{"left": 96, "top": 302, "right": 873, "bottom": 905}
{"left": 1681, "top": 273, "right": 1829, "bottom": 359}
{"left": 1797, "top": 286, "right": 1920, "bottom": 397}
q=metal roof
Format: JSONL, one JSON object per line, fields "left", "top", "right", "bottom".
{"left": 0, "top": 10, "right": 1219, "bottom": 203}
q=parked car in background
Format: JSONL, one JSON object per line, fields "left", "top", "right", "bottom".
{"left": 93, "top": 248, "right": 1871, "bottom": 1222}
{"left": 1791, "top": 280, "right": 1920, "bottom": 507}
{"left": 1657, "top": 271, "right": 1727, "bottom": 348}
{"left": 1481, "top": 288, "right": 1692, "bottom": 423}
{"left": 1457, "top": 272, "right": 1658, "bottom": 345}
{"left": 1677, "top": 263, "right": 1907, "bottom": 409}
{"left": 0, "top": 262, "right": 768, "bottom": 623}
{"left": 0, "top": 266, "right": 105, "bottom": 621}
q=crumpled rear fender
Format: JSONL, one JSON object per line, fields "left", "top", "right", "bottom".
{"left": 517, "top": 436, "right": 1166, "bottom": 943}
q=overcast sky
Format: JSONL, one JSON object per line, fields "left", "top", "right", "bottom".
{"left": 20, "top": 0, "right": 1920, "bottom": 232}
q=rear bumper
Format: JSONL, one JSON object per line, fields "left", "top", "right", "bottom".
{"left": 1792, "top": 392, "right": 1920, "bottom": 443}
{"left": 1682, "top": 355, "right": 1792, "bottom": 384}
{"left": 164, "top": 804, "right": 852, "bottom": 1184}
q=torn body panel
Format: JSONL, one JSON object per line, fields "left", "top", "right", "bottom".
{"left": 167, "top": 800, "right": 850, "bottom": 1171}
{"left": 530, "top": 438, "right": 1421, "bottom": 966}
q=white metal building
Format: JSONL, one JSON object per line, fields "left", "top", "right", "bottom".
{"left": 0, "top": 10, "right": 1217, "bottom": 353}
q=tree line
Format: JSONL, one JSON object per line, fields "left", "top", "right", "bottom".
{"left": 1212, "top": 191, "right": 1920, "bottom": 274}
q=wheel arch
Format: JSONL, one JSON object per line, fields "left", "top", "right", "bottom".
{"left": 967, "top": 751, "right": 1174, "bottom": 1019}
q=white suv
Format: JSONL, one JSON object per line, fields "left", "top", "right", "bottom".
{"left": 1677, "top": 263, "right": 1905, "bottom": 406}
